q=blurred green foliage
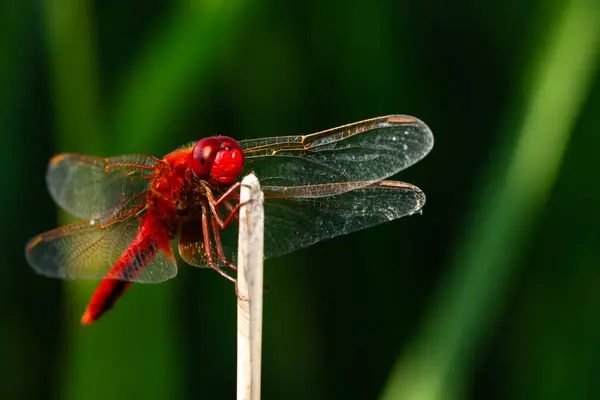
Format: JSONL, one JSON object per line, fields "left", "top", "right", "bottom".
{"left": 1, "top": 0, "right": 599, "bottom": 399}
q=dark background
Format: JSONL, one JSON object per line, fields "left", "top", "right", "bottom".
{"left": 2, "top": 1, "right": 600, "bottom": 399}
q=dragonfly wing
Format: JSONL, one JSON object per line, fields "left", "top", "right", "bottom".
{"left": 259, "top": 181, "right": 425, "bottom": 259}
{"left": 47, "top": 153, "right": 160, "bottom": 219}
{"left": 178, "top": 218, "right": 210, "bottom": 268}
{"left": 178, "top": 217, "right": 238, "bottom": 269}
{"left": 176, "top": 181, "right": 423, "bottom": 266}
{"left": 25, "top": 207, "right": 177, "bottom": 283}
{"left": 239, "top": 115, "right": 433, "bottom": 188}
{"left": 105, "top": 216, "right": 179, "bottom": 283}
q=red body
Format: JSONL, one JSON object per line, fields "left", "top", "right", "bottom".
{"left": 81, "top": 139, "right": 244, "bottom": 324}
{"left": 81, "top": 213, "right": 166, "bottom": 324}
{"left": 25, "top": 115, "right": 433, "bottom": 325}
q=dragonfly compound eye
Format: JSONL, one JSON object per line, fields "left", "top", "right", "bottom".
{"left": 191, "top": 137, "right": 221, "bottom": 178}
{"left": 210, "top": 136, "right": 245, "bottom": 186}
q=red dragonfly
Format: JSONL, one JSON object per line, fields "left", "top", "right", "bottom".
{"left": 25, "top": 115, "right": 433, "bottom": 325}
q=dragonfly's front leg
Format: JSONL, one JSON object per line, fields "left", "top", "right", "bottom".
{"left": 201, "top": 181, "right": 245, "bottom": 230}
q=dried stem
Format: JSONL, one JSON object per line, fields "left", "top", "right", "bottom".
{"left": 236, "top": 173, "right": 264, "bottom": 400}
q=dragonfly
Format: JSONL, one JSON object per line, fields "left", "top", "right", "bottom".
{"left": 25, "top": 115, "right": 434, "bottom": 324}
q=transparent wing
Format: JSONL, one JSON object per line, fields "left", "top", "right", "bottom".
{"left": 25, "top": 204, "right": 178, "bottom": 283}
{"left": 260, "top": 180, "right": 425, "bottom": 258}
{"left": 178, "top": 217, "right": 210, "bottom": 268}
{"left": 177, "top": 216, "right": 238, "bottom": 269}
{"left": 211, "top": 180, "right": 425, "bottom": 262}
{"left": 239, "top": 115, "right": 433, "bottom": 188}
{"left": 47, "top": 153, "right": 160, "bottom": 219}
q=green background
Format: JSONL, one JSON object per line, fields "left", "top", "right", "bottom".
{"left": 2, "top": 0, "right": 600, "bottom": 399}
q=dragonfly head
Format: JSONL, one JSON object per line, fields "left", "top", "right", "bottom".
{"left": 191, "top": 136, "right": 245, "bottom": 185}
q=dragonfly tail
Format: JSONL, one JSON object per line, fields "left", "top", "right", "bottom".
{"left": 81, "top": 215, "right": 164, "bottom": 325}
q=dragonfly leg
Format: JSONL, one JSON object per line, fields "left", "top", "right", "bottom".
{"left": 201, "top": 181, "right": 246, "bottom": 230}
{"left": 210, "top": 215, "right": 238, "bottom": 271}
{"left": 217, "top": 202, "right": 244, "bottom": 230}
{"left": 214, "top": 182, "right": 241, "bottom": 207}
{"left": 212, "top": 199, "right": 272, "bottom": 293}
{"left": 201, "top": 203, "right": 236, "bottom": 282}
{"left": 221, "top": 199, "right": 240, "bottom": 223}
{"left": 221, "top": 199, "right": 236, "bottom": 215}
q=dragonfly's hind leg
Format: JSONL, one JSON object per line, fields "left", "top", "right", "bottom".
{"left": 210, "top": 215, "right": 238, "bottom": 271}
{"left": 201, "top": 203, "right": 236, "bottom": 282}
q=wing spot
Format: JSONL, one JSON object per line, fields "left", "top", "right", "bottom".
{"left": 49, "top": 154, "right": 66, "bottom": 166}
{"left": 387, "top": 116, "right": 417, "bottom": 123}
{"left": 25, "top": 235, "right": 43, "bottom": 251}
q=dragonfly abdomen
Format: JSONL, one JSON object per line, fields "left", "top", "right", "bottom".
{"left": 81, "top": 214, "right": 164, "bottom": 324}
